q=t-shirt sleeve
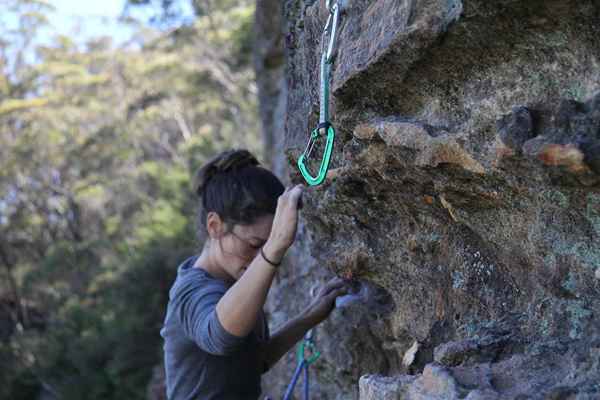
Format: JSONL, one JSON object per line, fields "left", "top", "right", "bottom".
{"left": 173, "top": 277, "right": 247, "bottom": 356}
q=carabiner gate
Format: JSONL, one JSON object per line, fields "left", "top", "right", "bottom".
{"left": 297, "top": 124, "right": 335, "bottom": 186}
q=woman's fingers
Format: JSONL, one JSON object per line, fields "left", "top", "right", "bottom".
{"left": 279, "top": 186, "right": 293, "bottom": 203}
{"left": 318, "top": 277, "right": 348, "bottom": 297}
{"left": 288, "top": 184, "right": 304, "bottom": 208}
{"left": 268, "top": 185, "right": 305, "bottom": 254}
{"left": 324, "top": 286, "right": 349, "bottom": 303}
{"left": 282, "top": 184, "right": 302, "bottom": 196}
{"left": 278, "top": 184, "right": 303, "bottom": 210}
{"left": 326, "top": 276, "right": 346, "bottom": 288}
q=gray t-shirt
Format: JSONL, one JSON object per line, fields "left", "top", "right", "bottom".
{"left": 160, "top": 255, "right": 270, "bottom": 400}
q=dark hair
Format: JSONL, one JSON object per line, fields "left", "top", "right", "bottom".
{"left": 192, "top": 149, "right": 285, "bottom": 244}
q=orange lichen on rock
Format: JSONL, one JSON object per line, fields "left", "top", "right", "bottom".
{"left": 353, "top": 123, "right": 378, "bottom": 140}
{"left": 538, "top": 144, "right": 588, "bottom": 173}
{"left": 354, "top": 119, "right": 486, "bottom": 174}
{"left": 326, "top": 167, "right": 344, "bottom": 181}
{"left": 424, "top": 138, "right": 486, "bottom": 175}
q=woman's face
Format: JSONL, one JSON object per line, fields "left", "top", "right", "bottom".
{"left": 214, "top": 214, "right": 274, "bottom": 281}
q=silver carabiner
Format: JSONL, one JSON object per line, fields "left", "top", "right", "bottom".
{"left": 305, "top": 328, "right": 315, "bottom": 341}
{"left": 325, "top": 2, "right": 341, "bottom": 63}
{"left": 301, "top": 129, "right": 319, "bottom": 161}
{"left": 322, "top": 0, "right": 344, "bottom": 63}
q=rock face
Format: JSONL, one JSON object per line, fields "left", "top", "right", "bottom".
{"left": 255, "top": 0, "right": 600, "bottom": 399}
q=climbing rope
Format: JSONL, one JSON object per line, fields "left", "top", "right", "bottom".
{"left": 297, "top": 0, "right": 343, "bottom": 186}
{"left": 282, "top": 328, "right": 321, "bottom": 400}
{"left": 279, "top": 284, "right": 322, "bottom": 400}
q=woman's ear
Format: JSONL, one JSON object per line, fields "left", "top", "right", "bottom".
{"left": 206, "top": 212, "right": 225, "bottom": 239}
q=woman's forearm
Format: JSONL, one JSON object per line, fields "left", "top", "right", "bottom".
{"left": 215, "top": 241, "right": 283, "bottom": 337}
{"left": 259, "top": 312, "right": 315, "bottom": 371}
{"left": 215, "top": 184, "right": 303, "bottom": 338}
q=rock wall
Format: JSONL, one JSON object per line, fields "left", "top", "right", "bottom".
{"left": 256, "top": 0, "right": 600, "bottom": 399}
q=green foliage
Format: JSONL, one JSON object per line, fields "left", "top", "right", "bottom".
{"left": 0, "top": 1, "right": 262, "bottom": 399}
{"left": 0, "top": 97, "right": 49, "bottom": 115}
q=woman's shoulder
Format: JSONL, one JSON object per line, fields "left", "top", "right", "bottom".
{"left": 169, "top": 255, "right": 228, "bottom": 299}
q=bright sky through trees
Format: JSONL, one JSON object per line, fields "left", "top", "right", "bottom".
{"left": 1, "top": 0, "right": 195, "bottom": 48}
{"left": 41, "top": 0, "right": 135, "bottom": 43}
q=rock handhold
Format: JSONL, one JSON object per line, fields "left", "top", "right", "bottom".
{"left": 495, "top": 98, "right": 600, "bottom": 177}
{"left": 354, "top": 119, "right": 485, "bottom": 174}
{"left": 410, "top": 363, "right": 460, "bottom": 399}
{"left": 359, "top": 365, "right": 463, "bottom": 400}
{"left": 434, "top": 330, "right": 517, "bottom": 367}
{"left": 353, "top": 123, "right": 380, "bottom": 141}
{"left": 496, "top": 106, "right": 535, "bottom": 152}
{"left": 537, "top": 143, "right": 587, "bottom": 173}
{"left": 359, "top": 374, "right": 416, "bottom": 400}
{"left": 434, "top": 339, "right": 480, "bottom": 366}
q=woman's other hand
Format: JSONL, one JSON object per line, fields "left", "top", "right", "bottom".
{"left": 302, "top": 277, "right": 350, "bottom": 327}
{"left": 262, "top": 184, "right": 304, "bottom": 263}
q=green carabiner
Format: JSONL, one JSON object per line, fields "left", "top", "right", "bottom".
{"left": 297, "top": 124, "right": 335, "bottom": 186}
{"left": 297, "top": 338, "right": 321, "bottom": 365}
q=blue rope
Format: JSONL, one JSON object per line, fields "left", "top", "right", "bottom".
{"left": 281, "top": 289, "right": 321, "bottom": 399}
{"left": 303, "top": 361, "right": 309, "bottom": 400}
{"left": 283, "top": 359, "right": 308, "bottom": 400}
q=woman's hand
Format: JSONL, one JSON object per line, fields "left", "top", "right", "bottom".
{"left": 262, "top": 184, "right": 304, "bottom": 263}
{"left": 302, "top": 277, "right": 350, "bottom": 327}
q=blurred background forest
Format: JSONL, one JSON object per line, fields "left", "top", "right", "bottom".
{"left": 0, "top": 0, "right": 263, "bottom": 398}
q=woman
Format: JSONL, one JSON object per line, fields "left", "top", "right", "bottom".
{"left": 160, "top": 149, "right": 350, "bottom": 399}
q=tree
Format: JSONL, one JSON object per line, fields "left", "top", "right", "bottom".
{"left": 0, "top": 1, "right": 261, "bottom": 398}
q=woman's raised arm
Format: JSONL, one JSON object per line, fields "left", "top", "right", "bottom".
{"left": 215, "top": 184, "right": 304, "bottom": 337}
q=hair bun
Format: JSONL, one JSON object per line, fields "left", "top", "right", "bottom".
{"left": 215, "top": 149, "right": 259, "bottom": 173}
{"left": 193, "top": 149, "right": 260, "bottom": 197}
